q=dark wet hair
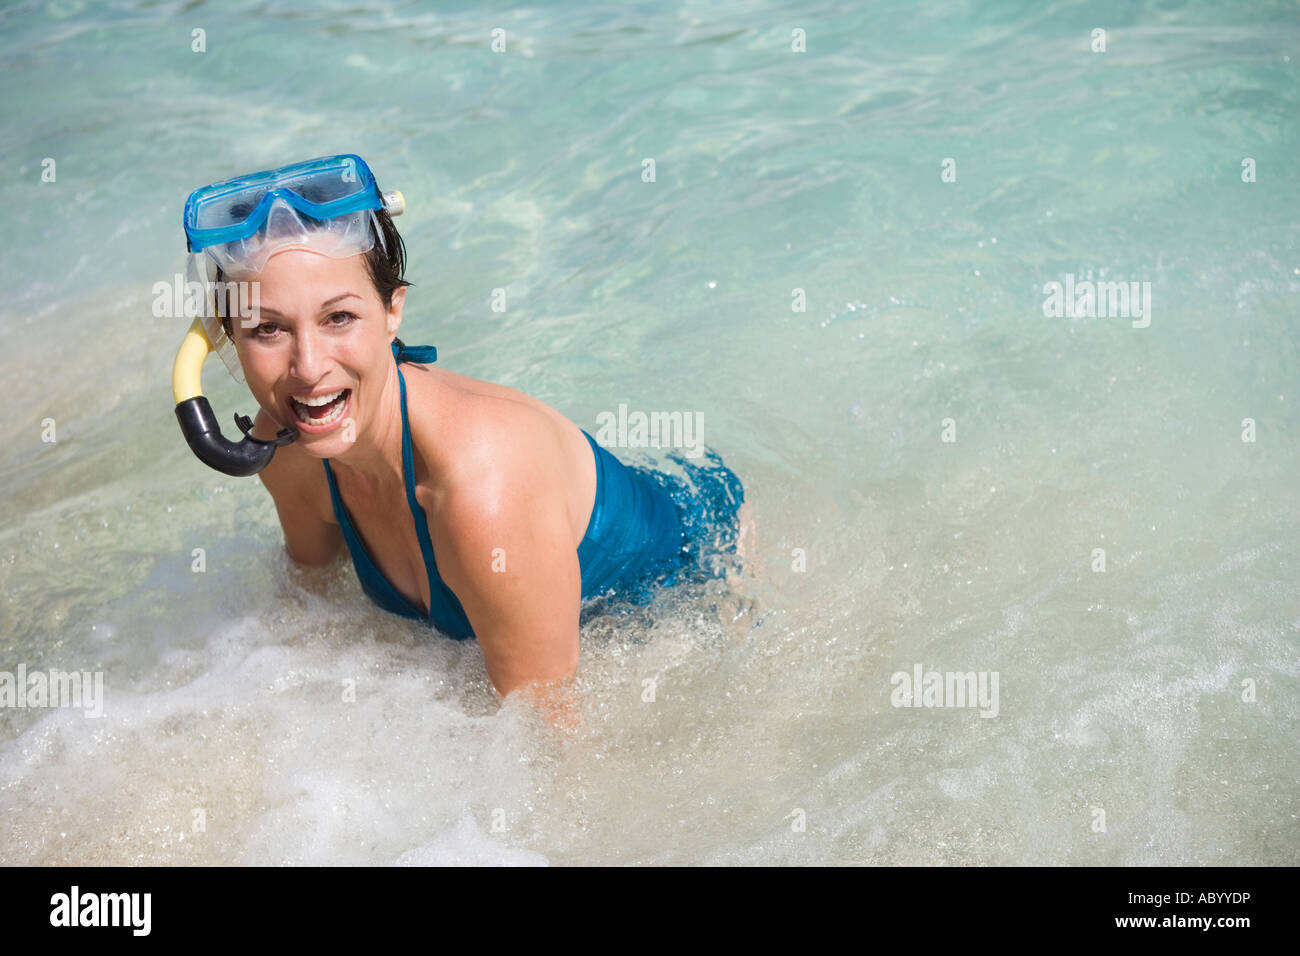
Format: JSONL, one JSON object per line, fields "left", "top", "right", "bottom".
{"left": 215, "top": 204, "right": 412, "bottom": 341}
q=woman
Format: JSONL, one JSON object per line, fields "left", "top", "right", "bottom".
{"left": 181, "top": 154, "right": 746, "bottom": 714}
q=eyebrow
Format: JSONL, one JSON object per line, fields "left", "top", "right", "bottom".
{"left": 256, "top": 293, "right": 362, "bottom": 320}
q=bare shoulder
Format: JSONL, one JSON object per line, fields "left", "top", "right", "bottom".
{"left": 403, "top": 366, "right": 592, "bottom": 542}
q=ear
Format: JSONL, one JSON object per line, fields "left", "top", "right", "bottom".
{"left": 386, "top": 285, "right": 407, "bottom": 337}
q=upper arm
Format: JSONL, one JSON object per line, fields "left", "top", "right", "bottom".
{"left": 252, "top": 410, "right": 343, "bottom": 566}
{"left": 433, "top": 447, "right": 582, "bottom": 698}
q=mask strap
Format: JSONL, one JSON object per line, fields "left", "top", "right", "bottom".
{"left": 372, "top": 210, "right": 388, "bottom": 257}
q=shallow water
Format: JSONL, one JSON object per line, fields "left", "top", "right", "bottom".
{"left": 1, "top": 0, "right": 1298, "bottom": 864}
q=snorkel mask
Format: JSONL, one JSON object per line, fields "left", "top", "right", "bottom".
{"left": 172, "top": 154, "right": 405, "bottom": 476}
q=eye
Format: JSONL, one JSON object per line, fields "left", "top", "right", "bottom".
{"left": 328, "top": 311, "right": 358, "bottom": 325}
{"left": 253, "top": 321, "right": 280, "bottom": 338}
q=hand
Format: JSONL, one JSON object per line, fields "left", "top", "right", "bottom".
{"left": 503, "top": 677, "right": 580, "bottom": 734}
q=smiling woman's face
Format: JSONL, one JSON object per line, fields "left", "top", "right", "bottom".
{"left": 232, "top": 247, "right": 406, "bottom": 457}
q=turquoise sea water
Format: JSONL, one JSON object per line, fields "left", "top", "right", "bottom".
{"left": 1, "top": 0, "right": 1297, "bottom": 864}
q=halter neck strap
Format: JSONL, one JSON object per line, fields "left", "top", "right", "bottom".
{"left": 391, "top": 338, "right": 438, "bottom": 365}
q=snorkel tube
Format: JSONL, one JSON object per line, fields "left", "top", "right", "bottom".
{"left": 172, "top": 317, "right": 296, "bottom": 476}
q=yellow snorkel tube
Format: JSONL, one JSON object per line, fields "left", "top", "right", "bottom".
{"left": 172, "top": 316, "right": 296, "bottom": 477}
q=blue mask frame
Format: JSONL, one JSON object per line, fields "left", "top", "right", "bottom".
{"left": 183, "top": 153, "right": 382, "bottom": 253}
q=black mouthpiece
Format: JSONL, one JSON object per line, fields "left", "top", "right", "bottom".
{"left": 175, "top": 396, "right": 296, "bottom": 477}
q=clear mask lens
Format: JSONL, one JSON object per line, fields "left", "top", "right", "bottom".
{"left": 203, "top": 197, "right": 376, "bottom": 280}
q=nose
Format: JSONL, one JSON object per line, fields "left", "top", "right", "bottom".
{"left": 289, "top": 326, "right": 330, "bottom": 383}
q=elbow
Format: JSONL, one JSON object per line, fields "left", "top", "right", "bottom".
{"left": 284, "top": 536, "right": 342, "bottom": 567}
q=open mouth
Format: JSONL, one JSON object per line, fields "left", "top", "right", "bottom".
{"left": 289, "top": 389, "right": 351, "bottom": 428}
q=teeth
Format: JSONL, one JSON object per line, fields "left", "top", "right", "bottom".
{"left": 290, "top": 390, "right": 348, "bottom": 426}
{"left": 293, "top": 389, "right": 344, "bottom": 407}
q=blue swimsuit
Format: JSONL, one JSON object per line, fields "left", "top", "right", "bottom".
{"left": 322, "top": 340, "right": 745, "bottom": 639}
